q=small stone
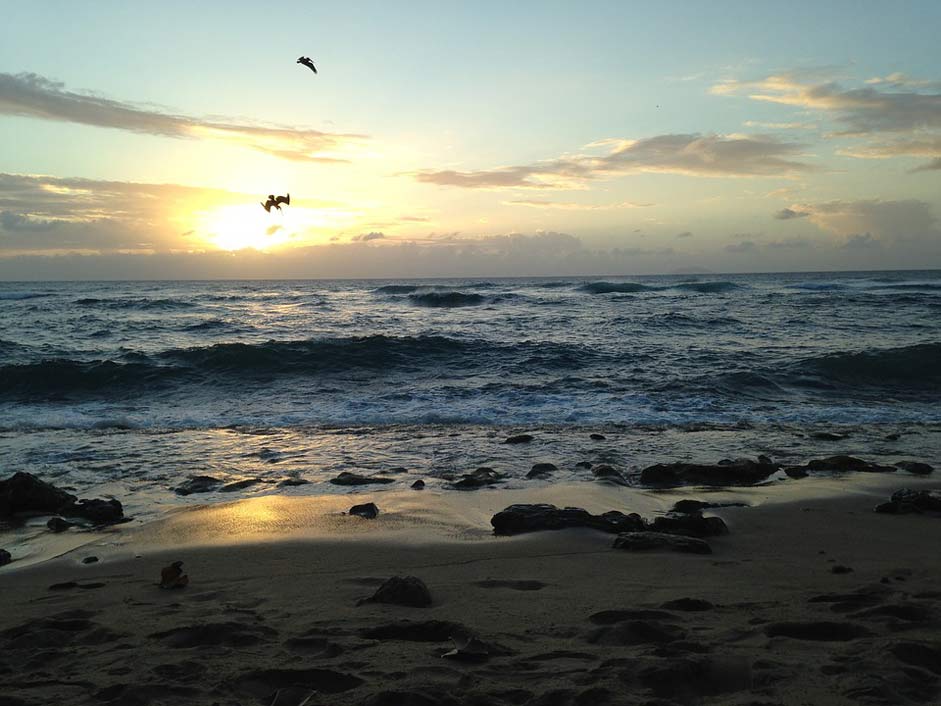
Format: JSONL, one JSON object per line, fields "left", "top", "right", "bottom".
{"left": 504, "top": 434, "right": 534, "bottom": 444}
{"left": 410, "top": 479, "right": 425, "bottom": 490}
{"left": 358, "top": 576, "right": 432, "bottom": 607}
{"left": 349, "top": 502, "right": 379, "bottom": 519}
{"left": 82, "top": 556, "right": 99, "bottom": 564}
{"left": 590, "top": 433, "right": 606, "bottom": 441}
{"left": 278, "top": 478, "right": 309, "bottom": 487}
{"left": 47, "top": 516, "right": 75, "bottom": 533}
{"left": 831, "top": 565, "right": 853, "bottom": 574}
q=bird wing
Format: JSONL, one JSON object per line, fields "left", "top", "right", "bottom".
{"left": 275, "top": 194, "right": 290, "bottom": 206}
{"left": 261, "top": 201, "right": 272, "bottom": 212}
{"left": 298, "top": 57, "right": 317, "bottom": 73}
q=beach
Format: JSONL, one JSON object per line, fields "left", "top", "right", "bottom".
{"left": 3, "top": 472, "right": 941, "bottom": 706}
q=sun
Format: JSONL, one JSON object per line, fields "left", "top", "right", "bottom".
{"left": 201, "top": 204, "right": 295, "bottom": 251}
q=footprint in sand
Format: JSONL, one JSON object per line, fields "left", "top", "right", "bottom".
{"left": 473, "top": 579, "right": 547, "bottom": 591}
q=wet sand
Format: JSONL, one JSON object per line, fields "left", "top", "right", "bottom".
{"left": 2, "top": 476, "right": 940, "bottom": 705}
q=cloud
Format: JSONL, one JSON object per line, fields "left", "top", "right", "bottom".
{"left": 675, "top": 231, "right": 693, "bottom": 238}
{"left": 767, "top": 238, "right": 810, "bottom": 249}
{"left": 0, "top": 72, "right": 367, "bottom": 162}
{"left": 865, "top": 73, "right": 941, "bottom": 90}
{"left": 724, "top": 240, "right": 756, "bottom": 253}
{"left": 412, "top": 133, "right": 814, "bottom": 189}
{"left": 837, "top": 136, "right": 941, "bottom": 171}
{"left": 774, "top": 207, "right": 809, "bottom": 220}
{"left": 783, "top": 198, "right": 941, "bottom": 254}
{"left": 0, "top": 210, "right": 60, "bottom": 232}
{"left": 504, "top": 199, "right": 654, "bottom": 210}
{"left": 743, "top": 120, "right": 817, "bottom": 130}
{"left": 913, "top": 157, "right": 941, "bottom": 171}
{"left": 712, "top": 71, "right": 941, "bottom": 135}
{"left": 351, "top": 231, "right": 386, "bottom": 242}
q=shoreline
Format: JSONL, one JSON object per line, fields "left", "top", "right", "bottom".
{"left": 2, "top": 481, "right": 940, "bottom": 705}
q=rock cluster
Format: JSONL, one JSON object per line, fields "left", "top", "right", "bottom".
{"left": 0, "top": 472, "right": 124, "bottom": 525}
{"left": 640, "top": 457, "right": 777, "bottom": 487}
{"left": 874, "top": 489, "right": 941, "bottom": 515}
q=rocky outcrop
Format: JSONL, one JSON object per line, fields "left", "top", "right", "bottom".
{"left": 0, "top": 472, "right": 124, "bottom": 525}
{"left": 526, "top": 463, "right": 557, "bottom": 479}
{"left": 591, "top": 465, "right": 629, "bottom": 486}
{"left": 452, "top": 467, "right": 504, "bottom": 490}
{"left": 612, "top": 532, "right": 712, "bottom": 554}
{"left": 349, "top": 502, "right": 379, "bottom": 519}
{"left": 491, "top": 504, "right": 644, "bottom": 536}
{"left": 894, "top": 461, "right": 934, "bottom": 475}
{"left": 504, "top": 434, "right": 534, "bottom": 444}
{"left": 0, "top": 548, "right": 10, "bottom": 566}
{"left": 640, "top": 457, "right": 776, "bottom": 487}
{"left": 358, "top": 576, "right": 432, "bottom": 608}
{"left": 174, "top": 475, "right": 223, "bottom": 495}
{"left": 329, "top": 472, "right": 394, "bottom": 486}
{"left": 47, "top": 516, "right": 75, "bottom": 533}
{"left": 804, "top": 456, "right": 895, "bottom": 473}
{"left": 874, "top": 489, "right": 941, "bottom": 515}
{"left": 0, "top": 471, "right": 76, "bottom": 516}
{"left": 648, "top": 512, "right": 729, "bottom": 538}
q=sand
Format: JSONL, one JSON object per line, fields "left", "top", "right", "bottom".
{"left": 2, "top": 476, "right": 940, "bottom": 706}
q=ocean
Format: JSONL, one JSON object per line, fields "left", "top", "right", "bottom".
{"left": 1, "top": 271, "right": 939, "bottom": 526}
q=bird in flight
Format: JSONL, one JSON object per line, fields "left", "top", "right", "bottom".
{"left": 261, "top": 194, "right": 290, "bottom": 212}
{"left": 297, "top": 56, "right": 317, "bottom": 74}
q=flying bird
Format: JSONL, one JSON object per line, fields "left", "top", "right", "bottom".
{"left": 261, "top": 194, "right": 290, "bottom": 212}
{"left": 297, "top": 56, "right": 317, "bottom": 74}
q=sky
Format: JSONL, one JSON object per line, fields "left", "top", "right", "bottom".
{"left": 1, "top": 0, "right": 941, "bottom": 279}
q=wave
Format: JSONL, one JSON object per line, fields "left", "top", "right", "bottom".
{"left": 580, "top": 282, "right": 655, "bottom": 294}
{"left": 786, "top": 282, "right": 848, "bottom": 291}
{"left": 74, "top": 297, "right": 196, "bottom": 310}
{"left": 374, "top": 285, "right": 420, "bottom": 294}
{"left": 0, "top": 291, "right": 50, "bottom": 300}
{"left": 182, "top": 319, "right": 232, "bottom": 332}
{"left": 796, "top": 342, "right": 941, "bottom": 388}
{"left": 672, "top": 281, "right": 742, "bottom": 293}
{"left": 408, "top": 292, "right": 486, "bottom": 307}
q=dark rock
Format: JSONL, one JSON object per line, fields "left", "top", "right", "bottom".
{"left": 452, "top": 467, "right": 504, "bottom": 490}
{"left": 805, "top": 455, "right": 896, "bottom": 473}
{"left": 613, "top": 531, "right": 712, "bottom": 554}
{"left": 575, "top": 461, "right": 592, "bottom": 469}
{"left": 0, "top": 548, "right": 10, "bottom": 566}
{"left": 220, "top": 478, "right": 263, "bottom": 492}
{"left": 174, "top": 475, "right": 222, "bottom": 496}
{"left": 640, "top": 458, "right": 775, "bottom": 487}
{"left": 410, "top": 479, "right": 425, "bottom": 490}
{"left": 591, "top": 464, "right": 628, "bottom": 485}
{"left": 885, "top": 433, "right": 901, "bottom": 441}
{"left": 82, "top": 556, "right": 98, "bottom": 564}
{"left": 649, "top": 512, "right": 729, "bottom": 538}
{"left": 358, "top": 576, "right": 432, "bottom": 608}
{"left": 831, "top": 565, "right": 854, "bottom": 574}
{"left": 588, "top": 619, "right": 685, "bottom": 646}
{"left": 672, "top": 500, "right": 710, "bottom": 514}
{"left": 784, "top": 466, "right": 809, "bottom": 479}
{"left": 0, "top": 471, "right": 76, "bottom": 516}
{"left": 589, "top": 433, "right": 606, "bottom": 441}
{"left": 69, "top": 498, "right": 124, "bottom": 525}
{"left": 349, "top": 502, "right": 379, "bottom": 519}
{"left": 47, "top": 516, "right": 75, "bottom": 533}
{"left": 810, "top": 431, "right": 848, "bottom": 441}
{"left": 490, "top": 504, "right": 644, "bottom": 536}
{"left": 504, "top": 434, "right": 534, "bottom": 444}
{"left": 329, "top": 472, "right": 394, "bottom": 486}
{"left": 765, "top": 621, "right": 872, "bottom": 641}
{"left": 895, "top": 461, "right": 934, "bottom": 475}
{"left": 278, "top": 477, "right": 310, "bottom": 487}
{"left": 661, "top": 598, "right": 714, "bottom": 611}
{"left": 526, "top": 463, "right": 558, "bottom": 479}
{"left": 757, "top": 454, "right": 774, "bottom": 466}
{"left": 874, "top": 489, "right": 941, "bottom": 515}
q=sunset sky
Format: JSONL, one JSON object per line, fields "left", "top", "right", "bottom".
{"left": 2, "top": 0, "right": 940, "bottom": 278}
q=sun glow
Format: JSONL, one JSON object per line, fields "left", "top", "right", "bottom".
{"left": 200, "top": 204, "right": 297, "bottom": 251}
